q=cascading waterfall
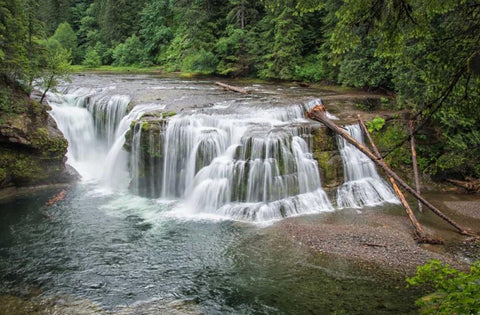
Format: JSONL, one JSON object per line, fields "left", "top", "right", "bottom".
{"left": 48, "top": 81, "right": 397, "bottom": 222}
{"left": 125, "top": 105, "right": 334, "bottom": 221}
{"left": 47, "top": 88, "right": 131, "bottom": 181}
{"left": 336, "top": 124, "right": 399, "bottom": 208}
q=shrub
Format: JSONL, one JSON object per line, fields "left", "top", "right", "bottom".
{"left": 112, "top": 35, "right": 149, "bottom": 66}
{"left": 181, "top": 49, "right": 218, "bottom": 73}
{"left": 407, "top": 259, "right": 480, "bottom": 314}
{"left": 82, "top": 48, "right": 101, "bottom": 68}
{"left": 366, "top": 116, "right": 385, "bottom": 133}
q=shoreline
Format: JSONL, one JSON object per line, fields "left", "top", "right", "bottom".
{"left": 271, "top": 192, "right": 480, "bottom": 274}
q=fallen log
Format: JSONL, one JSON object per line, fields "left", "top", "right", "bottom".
{"left": 410, "top": 120, "right": 423, "bottom": 212}
{"left": 307, "top": 104, "right": 476, "bottom": 237}
{"left": 446, "top": 178, "right": 480, "bottom": 193}
{"left": 358, "top": 117, "right": 433, "bottom": 243}
{"left": 214, "top": 81, "right": 250, "bottom": 94}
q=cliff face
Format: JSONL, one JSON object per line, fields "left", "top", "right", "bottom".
{"left": 0, "top": 80, "right": 76, "bottom": 191}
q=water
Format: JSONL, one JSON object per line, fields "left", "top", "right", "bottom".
{"left": 336, "top": 125, "right": 399, "bottom": 209}
{"left": 0, "top": 75, "right": 415, "bottom": 313}
{"left": 0, "top": 188, "right": 418, "bottom": 314}
{"left": 48, "top": 76, "right": 341, "bottom": 222}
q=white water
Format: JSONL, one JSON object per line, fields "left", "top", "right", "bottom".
{"left": 336, "top": 124, "right": 399, "bottom": 208}
{"left": 47, "top": 82, "right": 397, "bottom": 222}
{"left": 128, "top": 103, "right": 334, "bottom": 221}
{"left": 48, "top": 88, "right": 132, "bottom": 182}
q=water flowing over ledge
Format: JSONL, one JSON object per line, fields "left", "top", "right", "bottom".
{"left": 47, "top": 78, "right": 398, "bottom": 223}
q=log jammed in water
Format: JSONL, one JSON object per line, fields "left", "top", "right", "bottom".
{"left": 214, "top": 81, "right": 250, "bottom": 94}
{"left": 307, "top": 104, "right": 477, "bottom": 238}
{"left": 358, "top": 117, "right": 441, "bottom": 244}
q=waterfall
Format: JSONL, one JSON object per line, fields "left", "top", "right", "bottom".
{"left": 336, "top": 124, "right": 399, "bottom": 208}
{"left": 124, "top": 102, "right": 333, "bottom": 221}
{"left": 47, "top": 81, "right": 398, "bottom": 223}
{"left": 47, "top": 88, "right": 132, "bottom": 182}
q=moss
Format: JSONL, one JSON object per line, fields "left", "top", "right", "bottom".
{"left": 0, "top": 149, "right": 48, "bottom": 185}
{"left": 163, "top": 111, "right": 177, "bottom": 118}
{"left": 141, "top": 122, "right": 150, "bottom": 132}
{"left": 313, "top": 127, "right": 336, "bottom": 151}
{"left": 31, "top": 128, "right": 68, "bottom": 159}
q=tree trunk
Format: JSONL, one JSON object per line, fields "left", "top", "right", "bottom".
{"left": 307, "top": 105, "right": 476, "bottom": 237}
{"left": 358, "top": 117, "right": 435, "bottom": 242}
{"left": 40, "top": 75, "right": 54, "bottom": 104}
{"left": 410, "top": 120, "right": 423, "bottom": 212}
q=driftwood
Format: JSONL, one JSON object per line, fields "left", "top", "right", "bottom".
{"left": 358, "top": 117, "right": 435, "bottom": 243}
{"left": 45, "top": 189, "right": 67, "bottom": 207}
{"left": 214, "top": 81, "right": 250, "bottom": 94}
{"left": 410, "top": 120, "right": 423, "bottom": 212}
{"left": 447, "top": 178, "right": 480, "bottom": 193}
{"left": 307, "top": 104, "right": 476, "bottom": 237}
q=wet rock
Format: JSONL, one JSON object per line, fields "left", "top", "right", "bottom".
{"left": 0, "top": 81, "right": 76, "bottom": 194}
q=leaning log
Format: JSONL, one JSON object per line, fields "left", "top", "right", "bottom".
{"left": 307, "top": 105, "right": 476, "bottom": 237}
{"left": 214, "top": 81, "right": 250, "bottom": 94}
{"left": 410, "top": 120, "right": 423, "bottom": 212}
{"left": 358, "top": 117, "right": 431, "bottom": 242}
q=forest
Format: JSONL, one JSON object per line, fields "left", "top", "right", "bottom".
{"left": 1, "top": 0, "right": 480, "bottom": 180}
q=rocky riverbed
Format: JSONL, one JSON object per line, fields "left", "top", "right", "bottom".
{"left": 273, "top": 191, "right": 480, "bottom": 273}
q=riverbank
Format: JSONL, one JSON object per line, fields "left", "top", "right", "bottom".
{"left": 273, "top": 191, "right": 480, "bottom": 274}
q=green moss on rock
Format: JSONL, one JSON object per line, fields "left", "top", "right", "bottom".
{"left": 0, "top": 81, "right": 73, "bottom": 190}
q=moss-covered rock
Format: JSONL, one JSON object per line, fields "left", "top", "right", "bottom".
{"left": 311, "top": 126, "right": 344, "bottom": 188}
{"left": 124, "top": 113, "right": 170, "bottom": 197}
{"left": 0, "top": 80, "right": 75, "bottom": 191}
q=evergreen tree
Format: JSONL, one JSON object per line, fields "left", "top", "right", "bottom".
{"left": 0, "top": 0, "right": 28, "bottom": 82}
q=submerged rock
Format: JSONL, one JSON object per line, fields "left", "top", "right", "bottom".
{"left": 0, "top": 81, "right": 77, "bottom": 195}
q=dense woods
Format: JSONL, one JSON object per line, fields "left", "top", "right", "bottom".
{"left": 1, "top": 0, "right": 479, "bottom": 180}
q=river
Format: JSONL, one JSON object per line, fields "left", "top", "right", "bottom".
{"left": 0, "top": 74, "right": 419, "bottom": 314}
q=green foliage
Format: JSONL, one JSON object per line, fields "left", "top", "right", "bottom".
{"left": 338, "top": 38, "right": 392, "bottom": 90}
{"left": 3, "top": 0, "right": 479, "bottom": 179}
{"left": 0, "top": 86, "right": 13, "bottom": 113}
{"left": 36, "top": 38, "right": 72, "bottom": 100}
{"left": 0, "top": 0, "right": 28, "bottom": 82}
{"left": 372, "top": 122, "right": 411, "bottom": 168}
{"left": 366, "top": 116, "right": 385, "bottom": 133}
{"left": 51, "top": 22, "right": 77, "bottom": 56}
{"left": 82, "top": 48, "right": 102, "bottom": 68}
{"left": 181, "top": 50, "right": 218, "bottom": 74}
{"left": 407, "top": 260, "right": 480, "bottom": 314}
{"left": 140, "top": 0, "right": 173, "bottom": 56}
{"left": 258, "top": 6, "right": 303, "bottom": 80}
{"left": 294, "top": 54, "right": 326, "bottom": 82}
{"left": 112, "top": 35, "right": 149, "bottom": 66}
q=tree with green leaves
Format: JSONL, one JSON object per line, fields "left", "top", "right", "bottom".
{"left": 51, "top": 21, "right": 78, "bottom": 62}
{"left": 37, "top": 38, "right": 72, "bottom": 102}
